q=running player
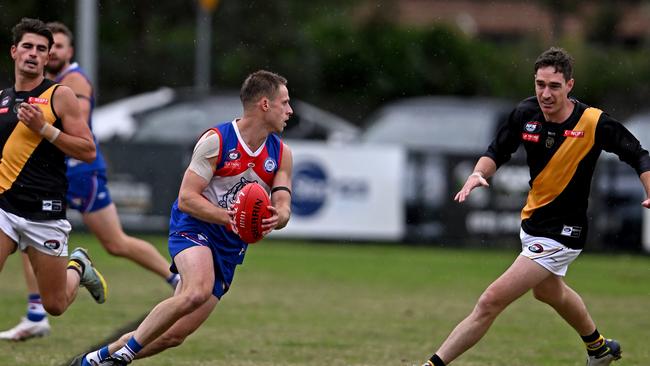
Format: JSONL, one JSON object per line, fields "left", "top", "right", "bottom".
{"left": 0, "top": 21, "right": 179, "bottom": 341}
{"left": 71, "top": 70, "right": 293, "bottom": 365}
{"left": 0, "top": 17, "right": 106, "bottom": 321}
{"left": 420, "top": 47, "right": 650, "bottom": 366}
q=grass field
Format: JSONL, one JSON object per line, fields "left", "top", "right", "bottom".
{"left": 0, "top": 233, "right": 649, "bottom": 366}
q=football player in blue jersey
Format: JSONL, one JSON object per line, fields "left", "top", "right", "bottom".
{"left": 71, "top": 70, "right": 293, "bottom": 366}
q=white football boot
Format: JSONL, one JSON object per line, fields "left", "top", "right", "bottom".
{"left": 0, "top": 317, "right": 50, "bottom": 341}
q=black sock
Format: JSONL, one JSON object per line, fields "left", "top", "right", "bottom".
{"left": 581, "top": 329, "right": 605, "bottom": 355}
{"left": 428, "top": 354, "right": 446, "bottom": 366}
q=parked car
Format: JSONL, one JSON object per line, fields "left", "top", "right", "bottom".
{"left": 88, "top": 89, "right": 361, "bottom": 232}
{"left": 360, "top": 96, "right": 518, "bottom": 242}
{"left": 93, "top": 88, "right": 361, "bottom": 144}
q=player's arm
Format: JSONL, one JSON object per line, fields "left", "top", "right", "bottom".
{"left": 177, "top": 131, "right": 232, "bottom": 225}
{"left": 597, "top": 117, "right": 650, "bottom": 208}
{"left": 263, "top": 143, "right": 293, "bottom": 234}
{"left": 454, "top": 156, "right": 496, "bottom": 203}
{"left": 17, "top": 85, "right": 95, "bottom": 162}
{"left": 59, "top": 72, "right": 92, "bottom": 121}
{"left": 640, "top": 171, "right": 650, "bottom": 208}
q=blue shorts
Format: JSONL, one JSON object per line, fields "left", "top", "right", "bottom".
{"left": 66, "top": 170, "right": 113, "bottom": 213}
{"left": 168, "top": 231, "right": 237, "bottom": 299}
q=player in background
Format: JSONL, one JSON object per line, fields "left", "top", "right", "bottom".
{"left": 0, "top": 17, "right": 105, "bottom": 323}
{"left": 70, "top": 70, "right": 293, "bottom": 365}
{"left": 420, "top": 47, "right": 650, "bottom": 366}
{"left": 0, "top": 21, "right": 179, "bottom": 342}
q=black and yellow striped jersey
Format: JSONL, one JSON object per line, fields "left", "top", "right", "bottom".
{"left": 0, "top": 79, "right": 67, "bottom": 220}
{"left": 485, "top": 97, "right": 650, "bottom": 249}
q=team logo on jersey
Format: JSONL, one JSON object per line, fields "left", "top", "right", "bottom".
{"left": 528, "top": 243, "right": 544, "bottom": 253}
{"left": 228, "top": 149, "right": 241, "bottom": 160}
{"left": 1, "top": 96, "right": 9, "bottom": 106}
{"left": 563, "top": 130, "right": 585, "bottom": 138}
{"left": 524, "top": 121, "right": 542, "bottom": 133}
{"left": 28, "top": 97, "right": 48, "bottom": 105}
{"left": 264, "top": 157, "right": 277, "bottom": 172}
{"left": 545, "top": 136, "right": 555, "bottom": 148}
{"left": 522, "top": 133, "right": 540, "bottom": 142}
{"left": 43, "top": 240, "right": 61, "bottom": 250}
{"left": 218, "top": 177, "right": 256, "bottom": 208}
{"left": 12, "top": 98, "right": 24, "bottom": 113}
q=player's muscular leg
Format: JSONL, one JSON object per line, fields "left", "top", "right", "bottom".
{"left": 533, "top": 275, "right": 596, "bottom": 335}
{"left": 136, "top": 295, "right": 219, "bottom": 358}
{"left": 111, "top": 246, "right": 215, "bottom": 347}
{"left": 26, "top": 247, "right": 79, "bottom": 315}
{"left": 437, "top": 256, "right": 552, "bottom": 363}
{"left": 83, "top": 203, "right": 172, "bottom": 278}
{"left": 0, "top": 231, "right": 16, "bottom": 272}
{"left": 109, "top": 281, "right": 219, "bottom": 358}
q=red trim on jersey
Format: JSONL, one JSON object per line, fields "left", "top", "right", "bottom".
{"left": 277, "top": 141, "right": 284, "bottom": 170}
{"left": 211, "top": 128, "right": 223, "bottom": 174}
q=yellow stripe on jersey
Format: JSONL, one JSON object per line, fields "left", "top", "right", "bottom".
{"left": 521, "top": 107, "right": 601, "bottom": 220}
{"left": 0, "top": 84, "right": 58, "bottom": 193}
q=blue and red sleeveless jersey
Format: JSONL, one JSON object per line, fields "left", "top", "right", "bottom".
{"left": 169, "top": 120, "right": 284, "bottom": 263}
{"left": 54, "top": 62, "right": 106, "bottom": 174}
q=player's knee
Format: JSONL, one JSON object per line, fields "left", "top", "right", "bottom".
{"left": 42, "top": 298, "right": 66, "bottom": 316}
{"left": 158, "top": 332, "right": 187, "bottom": 349}
{"left": 102, "top": 241, "right": 128, "bottom": 257}
{"left": 179, "top": 290, "right": 211, "bottom": 311}
{"left": 533, "top": 286, "right": 561, "bottom": 305}
{"left": 532, "top": 288, "right": 550, "bottom": 303}
{"left": 475, "top": 290, "right": 506, "bottom": 317}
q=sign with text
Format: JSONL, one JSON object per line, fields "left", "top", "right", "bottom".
{"left": 271, "top": 142, "right": 406, "bottom": 241}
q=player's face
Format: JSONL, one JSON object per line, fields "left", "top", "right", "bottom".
{"left": 266, "top": 85, "right": 293, "bottom": 133}
{"left": 534, "top": 66, "right": 574, "bottom": 121}
{"left": 11, "top": 33, "right": 50, "bottom": 78}
{"left": 47, "top": 33, "right": 73, "bottom": 75}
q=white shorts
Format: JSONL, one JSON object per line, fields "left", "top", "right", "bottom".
{"left": 519, "top": 229, "right": 582, "bottom": 276}
{"left": 0, "top": 208, "right": 71, "bottom": 257}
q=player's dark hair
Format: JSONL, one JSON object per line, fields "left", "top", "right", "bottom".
{"left": 240, "top": 70, "right": 288, "bottom": 108}
{"left": 46, "top": 21, "right": 74, "bottom": 45}
{"left": 534, "top": 47, "right": 574, "bottom": 81}
{"left": 12, "top": 18, "right": 53, "bottom": 49}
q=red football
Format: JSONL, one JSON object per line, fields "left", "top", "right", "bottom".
{"left": 231, "top": 183, "right": 271, "bottom": 244}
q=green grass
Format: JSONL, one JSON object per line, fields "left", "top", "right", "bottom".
{"left": 1, "top": 234, "right": 649, "bottom": 365}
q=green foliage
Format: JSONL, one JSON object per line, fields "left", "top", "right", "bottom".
{"left": 1, "top": 1, "right": 650, "bottom": 121}
{"left": 0, "top": 234, "right": 649, "bottom": 365}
